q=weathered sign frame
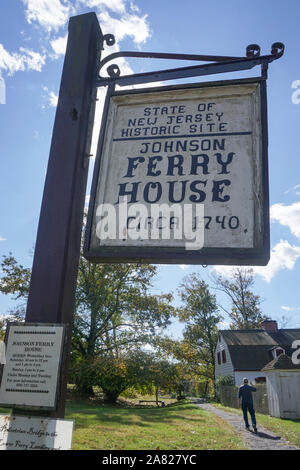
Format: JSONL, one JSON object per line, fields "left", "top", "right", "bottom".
{"left": 84, "top": 76, "right": 270, "bottom": 266}
{"left": 0, "top": 323, "right": 67, "bottom": 411}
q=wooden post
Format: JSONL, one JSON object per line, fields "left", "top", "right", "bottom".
{"left": 24, "top": 13, "right": 103, "bottom": 418}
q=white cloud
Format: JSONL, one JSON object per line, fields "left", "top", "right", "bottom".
{"left": 79, "top": 0, "right": 126, "bottom": 14}
{"left": 271, "top": 202, "right": 300, "bottom": 240}
{"left": 99, "top": 10, "right": 150, "bottom": 45}
{"left": 50, "top": 34, "right": 67, "bottom": 57}
{"left": 284, "top": 183, "right": 300, "bottom": 195}
{"left": 48, "top": 91, "right": 58, "bottom": 107}
{"left": 24, "top": 0, "right": 149, "bottom": 45}
{"left": 42, "top": 86, "right": 58, "bottom": 107}
{"left": 0, "top": 236, "right": 6, "bottom": 242}
{"left": 281, "top": 305, "right": 300, "bottom": 311}
{"left": 129, "top": 2, "right": 140, "bottom": 13}
{"left": 212, "top": 240, "right": 300, "bottom": 283}
{"left": 218, "top": 320, "right": 231, "bottom": 329}
{"left": 19, "top": 47, "right": 46, "bottom": 71}
{"left": 22, "top": 0, "right": 72, "bottom": 32}
{"left": 0, "top": 44, "right": 45, "bottom": 75}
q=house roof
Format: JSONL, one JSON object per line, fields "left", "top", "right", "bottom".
{"left": 262, "top": 354, "right": 300, "bottom": 371}
{"left": 220, "top": 329, "right": 300, "bottom": 347}
{"left": 219, "top": 328, "right": 300, "bottom": 371}
{"left": 226, "top": 345, "right": 274, "bottom": 370}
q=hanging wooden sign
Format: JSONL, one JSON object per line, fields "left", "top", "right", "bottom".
{"left": 84, "top": 79, "right": 269, "bottom": 265}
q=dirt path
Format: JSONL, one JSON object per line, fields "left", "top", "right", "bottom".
{"left": 190, "top": 399, "right": 299, "bottom": 450}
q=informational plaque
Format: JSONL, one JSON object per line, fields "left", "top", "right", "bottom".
{"left": 0, "top": 323, "right": 65, "bottom": 409}
{"left": 85, "top": 79, "right": 269, "bottom": 265}
{"left": 0, "top": 414, "right": 73, "bottom": 450}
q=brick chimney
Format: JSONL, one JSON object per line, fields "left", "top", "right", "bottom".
{"left": 261, "top": 320, "right": 278, "bottom": 332}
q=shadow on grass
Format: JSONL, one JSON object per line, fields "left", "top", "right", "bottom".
{"left": 66, "top": 400, "right": 206, "bottom": 430}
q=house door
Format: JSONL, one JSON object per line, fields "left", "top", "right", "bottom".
{"left": 279, "top": 374, "right": 299, "bottom": 419}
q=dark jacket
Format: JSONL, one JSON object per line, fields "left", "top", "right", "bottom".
{"left": 238, "top": 383, "right": 256, "bottom": 405}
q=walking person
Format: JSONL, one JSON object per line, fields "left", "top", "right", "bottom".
{"left": 237, "top": 378, "right": 257, "bottom": 432}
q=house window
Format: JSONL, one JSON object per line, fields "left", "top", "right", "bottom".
{"left": 222, "top": 350, "right": 226, "bottom": 363}
{"left": 255, "top": 377, "right": 266, "bottom": 384}
{"left": 217, "top": 352, "right": 221, "bottom": 365}
{"left": 275, "top": 348, "right": 284, "bottom": 357}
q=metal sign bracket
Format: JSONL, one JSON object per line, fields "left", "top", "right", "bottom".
{"left": 95, "top": 41, "right": 284, "bottom": 88}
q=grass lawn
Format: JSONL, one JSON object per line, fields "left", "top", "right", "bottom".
{"left": 213, "top": 403, "right": 300, "bottom": 448}
{"left": 66, "top": 399, "right": 248, "bottom": 450}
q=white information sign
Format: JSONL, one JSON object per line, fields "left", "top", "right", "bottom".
{"left": 0, "top": 414, "right": 73, "bottom": 450}
{"left": 0, "top": 324, "right": 65, "bottom": 409}
{"left": 86, "top": 80, "right": 269, "bottom": 265}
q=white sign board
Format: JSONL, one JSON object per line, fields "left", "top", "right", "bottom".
{"left": 0, "top": 324, "right": 65, "bottom": 409}
{"left": 0, "top": 414, "right": 73, "bottom": 450}
{"left": 85, "top": 80, "right": 269, "bottom": 265}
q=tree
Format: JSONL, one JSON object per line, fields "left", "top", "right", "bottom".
{"left": 0, "top": 254, "right": 31, "bottom": 299}
{"left": 0, "top": 317, "right": 5, "bottom": 340}
{"left": 0, "top": 254, "right": 30, "bottom": 335}
{"left": 70, "top": 350, "right": 151, "bottom": 403}
{"left": 0, "top": 254, "right": 30, "bottom": 338}
{"left": 0, "top": 252, "right": 176, "bottom": 397}
{"left": 215, "top": 374, "right": 235, "bottom": 400}
{"left": 212, "top": 268, "right": 267, "bottom": 329}
{"left": 160, "top": 273, "right": 222, "bottom": 396}
{"left": 69, "top": 350, "right": 184, "bottom": 404}
{"left": 72, "top": 255, "right": 175, "bottom": 362}
{"left": 139, "top": 356, "right": 186, "bottom": 404}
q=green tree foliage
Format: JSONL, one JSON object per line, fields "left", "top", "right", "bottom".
{"left": 70, "top": 350, "right": 182, "bottom": 404}
{"left": 215, "top": 374, "right": 235, "bottom": 400}
{"left": 70, "top": 352, "right": 146, "bottom": 403}
{"left": 0, "top": 254, "right": 31, "bottom": 299}
{"left": 212, "top": 268, "right": 267, "bottom": 329}
{"left": 0, "top": 253, "right": 176, "bottom": 400}
{"left": 137, "top": 355, "right": 186, "bottom": 403}
{"left": 215, "top": 374, "right": 235, "bottom": 387}
{"left": 159, "top": 273, "right": 222, "bottom": 395}
{"left": 179, "top": 273, "right": 222, "bottom": 387}
{"left": 0, "top": 254, "right": 30, "bottom": 337}
{"left": 72, "top": 255, "right": 174, "bottom": 363}
{"left": 0, "top": 318, "right": 5, "bottom": 340}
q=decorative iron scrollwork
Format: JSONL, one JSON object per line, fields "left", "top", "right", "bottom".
{"left": 246, "top": 44, "right": 261, "bottom": 58}
{"left": 96, "top": 41, "right": 285, "bottom": 86}
{"left": 107, "top": 63, "right": 121, "bottom": 78}
{"left": 103, "top": 34, "right": 115, "bottom": 47}
{"left": 271, "top": 42, "right": 285, "bottom": 58}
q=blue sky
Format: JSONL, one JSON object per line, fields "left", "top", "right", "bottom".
{"left": 0, "top": 0, "right": 300, "bottom": 335}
